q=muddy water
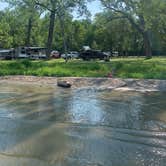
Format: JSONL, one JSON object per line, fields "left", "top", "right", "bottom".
{"left": 0, "top": 82, "right": 166, "bottom": 166}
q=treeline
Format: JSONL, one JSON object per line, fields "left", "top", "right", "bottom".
{"left": 0, "top": 0, "right": 165, "bottom": 57}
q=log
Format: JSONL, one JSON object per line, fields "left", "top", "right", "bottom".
{"left": 57, "top": 80, "right": 71, "bottom": 88}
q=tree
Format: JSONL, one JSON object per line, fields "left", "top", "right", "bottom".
{"left": 94, "top": 11, "right": 142, "bottom": 55}
{"left": 1, "top": 0, "right": 41, "bottom": 46}
{"left": 35, "top": 0, "right": 90, "bottom": 56}
{"left": 0, "top": 11, "right": 13, "bottom": 48}
{"left": 100, "top": 0, "right": 165, "bottom": 57}
{"left": 150, "top": 0, "right": 166, "bottom": 53}
{"left": 70, "top": 20, "right": 89, "bottom": 50}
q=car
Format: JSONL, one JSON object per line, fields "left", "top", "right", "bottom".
{"left": 103, "top": 51, "right": 111, "bottom": 57}
{"left": 69, "top": 51, "right": 79, "bottom": 58}
{"left": 112, "top": 51, "right": 119, "bottom": 57}
{"left": 51, "top": 50, "right": 60, "bottom": 58}
{"left": 61, "top": 51, "right": 79, "bottom": 59}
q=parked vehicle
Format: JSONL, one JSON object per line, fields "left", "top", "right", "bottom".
{"left": 0, "top": 49, "right": 15, "bottom": 60}
{"left": 103, "top": 51, "right": 111, "bottom": 57}
{"left": 82, "top": 46, "right": 91, "bottom": 51}
{"left": 69, "top": 51, "right": 79, "bottom": 58}
{"left": 15, "top": 47, "right": 47, "bottom": 59}
{"left": 51, "top": 50, "right": 60, "bottom": 59}
{"left": 112, "top": 51, "right": 119, "bottom": 57}
{"left": 61, "top": 51, "right": 79, "bottom": 59}
{"left": 80, "top": 49, "right": 110, "bottom": 61}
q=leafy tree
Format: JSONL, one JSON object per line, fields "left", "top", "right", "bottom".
{"left": 100, "top": 0, "right": 166, "bottom": 57}
{"left": 150, "top": 0, "right": 166, "bottom": 53}
{"left": 70, "top": 20, "right": 89, "bottom": 50}
{"left": 0, "top": 0, "right": 165, "bottom": 57}
{"left": 1, "top": 0, "right": 41, "bottom": 46}
{"left": 93, "top": 11, "right": 142, "bottom": 55}
{"left": 0, "top": 11, "right": 13, "bottom": 48}
{"left": 35, "top": 0, "right": 91, "bottom": 56}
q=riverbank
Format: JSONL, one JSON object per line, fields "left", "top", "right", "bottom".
{"left": 0, "top": 76, "right": 166, "bottom": 92}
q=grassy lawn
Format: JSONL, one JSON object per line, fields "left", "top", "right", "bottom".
{"left": 0, "top": 57, "right": 166, "bottom": 79}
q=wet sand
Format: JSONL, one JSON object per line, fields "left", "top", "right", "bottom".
{"left": 0, "top": 76, "right": 166, "bottom": 92}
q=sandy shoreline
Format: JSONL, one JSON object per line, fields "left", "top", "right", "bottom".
{"left": 0, "top": 76, "right": 166, "bottom": 92}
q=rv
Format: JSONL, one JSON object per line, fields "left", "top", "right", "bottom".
{"left": 0, "top": 49, "right": 15, "bottom": 60}
{"left": 16, "top": 47, "right": 47, "bottom": 59}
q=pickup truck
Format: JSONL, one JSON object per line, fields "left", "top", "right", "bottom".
{"left": 79, "top": 50, "right": 110, "bottom": 61}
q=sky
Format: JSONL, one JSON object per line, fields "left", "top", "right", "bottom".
{"left": 0, "top": 2, "right": 8, "bottom": 10}
{"left": 0, "top": 0, "right": 103, "bottom": 19}
{"left": 87, "top": 0, "right": 103, "bottom": 18}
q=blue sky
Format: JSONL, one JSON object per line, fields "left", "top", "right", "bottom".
{"left": 87, "top": 0, "right": 103, "bottom": 18}
{"left": 73, "top": 0, "right": 103, "bottom": 20}
{"left": 0, "top": 0, "right": 102, "bottom": 19}
{"left": 0, "top": 2, "right": 8, "bottom": 10}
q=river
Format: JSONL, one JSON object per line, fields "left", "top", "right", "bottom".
{"left": 0, "top": 82, "right": 166, "bottom": 166}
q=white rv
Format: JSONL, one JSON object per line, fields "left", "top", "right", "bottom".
{"left": 16, "top": 47, "right": 47, "bottom": 59}
{"left": 0, "top": 49, "right": 15, "bottom": 59}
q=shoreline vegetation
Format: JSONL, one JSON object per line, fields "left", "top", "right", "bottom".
{"left": 0, "top": 57, "right": 165, "bottom": 79}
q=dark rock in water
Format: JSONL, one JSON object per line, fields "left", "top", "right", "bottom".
{"left": 57, "top": 80, "right": 71, "bottom": 88}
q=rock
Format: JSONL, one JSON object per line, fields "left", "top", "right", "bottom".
{"left": 57, "top": 80, "right": 71, "bottom": 88}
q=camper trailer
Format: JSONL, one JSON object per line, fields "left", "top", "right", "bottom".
{"left": 16, "top": 47, "right": 47, "bottom": 59}
{"left": 0, "top": 49, "right": 15, "bottom": 60}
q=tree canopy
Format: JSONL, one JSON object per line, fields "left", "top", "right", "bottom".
{"left": 100, "top": 0, "right": 166, "bottom": 56}
{"left": 0, "top": 0, "right": 165, "bottom": 56}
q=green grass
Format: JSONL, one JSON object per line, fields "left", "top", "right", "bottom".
{"left": 0, "top": 57, "right": 166, "bottom": 79}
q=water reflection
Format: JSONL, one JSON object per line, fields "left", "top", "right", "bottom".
{"left": 0, "top": 83, "right": 165, "bottom": 131}
{"left": 0, "top": 82, "right": 166, "bottom": 166}
{"left": 68, "top": 90, "right": 105, "bottom": 124}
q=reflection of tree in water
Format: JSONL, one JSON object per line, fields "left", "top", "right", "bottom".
{"left": 48, "top": 88, "right": 73, "bottom": 122}
{"left": 141, "top": 92, "right": 166, "bottom": 131}
{"left": 2, "top": 84, "right": 165, "bottom": 130}
{"left": 68, "top": 89, "right": 106, "bottom": 124}
{"left": 4, "top": 85, "right": 73, "bottom": 122}
{"left": 0, "top": 84, "right": 73, "bottom": 164}
{"left": 98, "top": 91, "right": 145, "bottom": 129}
{"left": 1, "top": 84, "right": 166, "bottom": 165}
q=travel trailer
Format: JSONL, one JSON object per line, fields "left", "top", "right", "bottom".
{"left": 15, "top": 47, "right": 47, "bottom": 59}
{"left": 0, "top": 49, "right": 15, "bottom": 59}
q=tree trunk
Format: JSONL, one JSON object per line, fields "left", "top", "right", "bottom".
{"left": 59, "top": 16, "right": 68, "bottom": 62}
{"left": 126, "top": 15, "right": 152, "bottom": 57}
{"left": 46, "top": 10, "right": 56, "bottom": 57}
{"left": 26, "top": 17, "right": 32, "bottom": 47}
{"left": 143, "top": 31, "right": 152, "bottom": 57}
{"left": 60, "top": 19, "right": 67, "bottom": 54}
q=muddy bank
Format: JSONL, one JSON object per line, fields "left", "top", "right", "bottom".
{"left": 0, "top": 76, "right": 166, "bottom": 91}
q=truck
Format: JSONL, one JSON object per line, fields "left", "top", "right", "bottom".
{"left": 79, "top": 49, "right": 110, "bottom": 61}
